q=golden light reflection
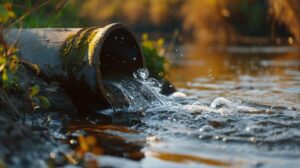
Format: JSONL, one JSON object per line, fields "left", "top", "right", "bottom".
{"left": 68, "top": 124, "right": 139, "bottom": 134}
{"left": 147, "top": 151, "right": 234, "bottom": 167}
{"left": 67, "top": 123, "right": 145, "bottom": 161}
{"left": 167, "top": 46, "right": 300, "bottom": 88}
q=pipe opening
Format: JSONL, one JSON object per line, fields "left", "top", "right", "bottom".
{"left": 99, "top": 27, "right": 143, "bottom": 80}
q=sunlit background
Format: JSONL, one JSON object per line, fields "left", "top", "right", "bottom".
{"left": 6, "top": 0, "right": 300, "bottom": 45}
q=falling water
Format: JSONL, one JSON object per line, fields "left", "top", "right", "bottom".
{"left": 103, "top": 68, "right": 167, "bottom": 112}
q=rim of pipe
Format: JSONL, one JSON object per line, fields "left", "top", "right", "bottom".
{"left": 94, "top": 23, "right": 145, "bottom": 99}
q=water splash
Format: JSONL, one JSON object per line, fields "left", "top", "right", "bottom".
{"left": 103, "top": 68, "right": 259, "bottom": 115}
{"left": 103, "top": 68, "right": 167, "bottom": 112}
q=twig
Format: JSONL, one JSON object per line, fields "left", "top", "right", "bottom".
{"left": 19, "top": 60, "right": 40, "bottom": 75}
{"left": 9, "top": 0, "right": 52, "bottom": 28}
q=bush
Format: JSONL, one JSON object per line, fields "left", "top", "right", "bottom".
{"left": 141, "top": 33, "right": 168, "bottom": 79}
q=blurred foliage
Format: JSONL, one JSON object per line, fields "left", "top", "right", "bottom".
{"left": 0, "top": 159, "right": 5, "bottom": 168}
{"left": 77, "top": 0, "right": 299, "bottom": 44}
{"left": 0, "top": 2, "right": 15, "bottom": 23}
{"left": 0, "top": 1, "right": 50, "bottom": 110}
{"left": 181, "top": 0, "right": 297, "bottom": 44}
{"left": 28, "top": 85, "right": 51, "bottom": 109}
{"left": 0, "top": 2, "right": 18, "bottom": 88}
{"left": 1, "top": 0, "right": 298, "bottom": 44}
{"left": 4, "top": 0, "right": 79, "bottom": 27}
{"left": 141, "top": 33, "right": 168, "bottom": 78}
{"left": 181, "top": 0, "right": 235, "bottom": 44}
{"left": 79, "top": 0, "right": 181, "bottom": 26}
{"left": 269, "top": 0, "right": 300, "bottom": 43}
{"left": 0, "top": 44, "right": 19, "bottom": 88}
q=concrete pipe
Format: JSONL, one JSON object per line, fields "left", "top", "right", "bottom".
{"left": 5, "top": 23, "right": 145, "bottom": 109}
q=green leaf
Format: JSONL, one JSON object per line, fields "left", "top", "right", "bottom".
{"left": 30, "top": 85, "right": 40, "bottom": 97}
{"left": 2, "top": 70, "right": 8, "bottom": 82}
{"left": 39, "top": 96, "right": 50, "bottom": 108}
{"left": 0, "top": 63, "right": 4, "bottom": 72}
{"left": 0, "top": 3, "right": 15, "bottom": 23}
{"left": 0, "top": 158, "right": 5, "bottom": 168}
{"left": 0, "top": 57, "right": 6, "bottom": 65}
{"left": 142, "top": 33, "right": 148, "bottom": 41}
{"left": 157, "top": 38, "right": 164, "bottom": 47}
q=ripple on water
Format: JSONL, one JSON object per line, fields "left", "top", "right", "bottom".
{"left": 68, "top": 55, "right": 300, "bottom": 168}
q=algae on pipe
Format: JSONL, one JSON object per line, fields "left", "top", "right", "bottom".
{"left": 5, "top": 23, "right": 145, "bottom": 108}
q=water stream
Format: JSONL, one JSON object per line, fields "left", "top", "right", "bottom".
{"left": 103, "top": 68, "right": 167, "bottom": 112}
{"left": 41, "top": 48, "right": 300, "bottom": 168}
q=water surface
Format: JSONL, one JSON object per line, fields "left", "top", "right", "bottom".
{"left": 66, "top": 46, "right": 300, "bottom": 168}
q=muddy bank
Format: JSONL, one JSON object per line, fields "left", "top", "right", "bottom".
{"left": 0, "top": 63, "right": 77, "bottom": 167}
{"left": 0, "top": 117, "right": 56, "bottom": 167}
{"left": 0, "top": 64, "right": 76, "bottom": 118}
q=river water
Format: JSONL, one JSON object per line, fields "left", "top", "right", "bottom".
{"left": 64, "top": 46, "right": 300, "bottom": 168}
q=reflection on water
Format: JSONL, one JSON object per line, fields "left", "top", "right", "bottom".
{"left": 146, "top": 151, "right": 233, "bottom": 166}
{"left": 145, "top": 47, "right": 300, "bottom": 167}
{"left": 66, "top": 118, "right": 145, "bottom": 161}
{"left": 61, "top": 46, "right": 300, "bottom": 168}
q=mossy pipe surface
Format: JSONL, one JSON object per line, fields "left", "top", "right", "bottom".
{"left": 5, "top": 23, "right": 145, "bottom": 107}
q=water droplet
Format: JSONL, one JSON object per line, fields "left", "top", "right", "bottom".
{"left": 249, "top": 137, "right": 256, "bottom": 143}
{"left": 222, "top": 137, "right": 227, "bottom": 142}
{"left": 133, "top": 68, "right": 149, "bottom": 80}
{"left": 199, "top": 125, "right": 213, "bottom": 132}
{"left": 70, "top": 139, "right": 77, "bottom": 144}
{"left": 245, "top": 127, "right": 251, "bottom": 132}
{"left": 288, "top": 37, "right": 294, "bottom": 45}
{"left": 50, "top": 152, "right": 56, "bottom": 159}
{"left": 214, "top": 135, "right": 221, "bottom": 140}
{"left": 210, "top": 97, "right": 232, "bottom": 109}
{"left": 114, "top": 36, "right": 118, "bottom": 40}
{"left": 170, "top": 92, "right": 187, "bottom": 98}
{"left": 147, "top": 136, "right": 159, "bottom": 142}
{"left": 208, "top": 69, "right": 214, "bottom": 79}
{"left": 133, "top": 57, "right": 136, "bottom": 61}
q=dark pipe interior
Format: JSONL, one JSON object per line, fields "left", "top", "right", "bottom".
{"left": 100, "top": 28, "right": 143, "bottom": 80}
